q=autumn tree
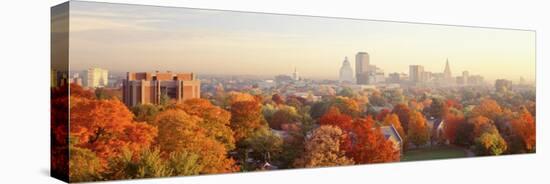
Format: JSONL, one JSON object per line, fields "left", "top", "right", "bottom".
{"left": 240, "top": 128, "right": 283, "bottom": 164}
{"left": 427, "top": 98, "right": 449, "bottom": 119}
{"left": 230, "top": 100, "right": 267, "bottom": 141}
{"left": 511, "top": 108, "right": 536, "bottom": 153}
{"left": 70, "top": 97, "right": 158, "bottom": 161}
{"left": 69, "top": 146, "right": 102, "bottom": 182}
{"left": 443, "top": 112, "right": 465, "bottom": 144}
{"left": 294, "top": 126, "right": 354, "bottom": 168}
{"left": 469, "top": 115, "right": 498, "bottom": 138}
{"left": 471, "top": 99, "right": 503, "bottom": 120}
{"left": 271, "top": 94, "right": 284, "bottom": 105}
{"left": 51, "top": 84, "right": 70, "bottom": 178}
{"left": 104, "top": 148, "right": 171, "bottom": 180}
{"left": 337, "top": 87, "right": 355, "bottom": 98}
{"left": 383, "top": 113, "right": 407, "bottom": 146}
{"left": 166, "top": 151, "right": 203, "bottom": 176}
{"left": 131, "top": 103, "right": 159, "bottom": 123}
{"left": 474, "top": 132, "right": 507, "bottom": 156}
{"left": 269, "top": 105, "right": 301, "bottom": 130}
{"left": 407, "top": 111, "right": 429, "bottom": 147}
{"left": 70, "top": 83, "right": 95, "bottom": 99}
{"left": 344, "top": 117, "right": 400, "bottom": 163}
{"left": 369, "top": 91, "right": 386, "bottom": 106}
{"left": 332, "top": 96, "right": 361, "bottom": 117}
{"left": 319, "top": 107, "right": 353, "bottom": 132}
{"left": 225, "top": 92, "right": 258, "bottom": 108}
{"left": 177, "top": 98, "right": 236, "bottom": 151}
{"left": 392, "top": 103, "right": 411, "bottom": 132}
{"left": 153, "top": 109, "right": 239, "bottom": 174}
{"left": 376, "top": 108, "right": 391, "bottom": 121}
{"left": 455, "top": 119, "right": 475, "bottom": 146}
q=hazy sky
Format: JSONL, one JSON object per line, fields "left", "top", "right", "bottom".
{"left": 67, "top": 1, "right": 535, "bottom": 82}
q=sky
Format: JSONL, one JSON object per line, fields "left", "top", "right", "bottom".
{"left": 65, "top": 1, "right": 536, "bottom": 82}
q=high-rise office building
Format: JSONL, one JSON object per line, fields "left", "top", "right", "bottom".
{"left": 339, "top": 57, "right": 354, "bottom": 83}
{"left": 83, "top": 67, "right": 108, "bottom": 88}
{"left": 292, "top": 67, "right": 299, "bottom": 81}
{"left": 355, "top": 52, "right": 370, "bottom": 84}
{"left": 409, "top": 65, "right": 425, "bottom": 83}
{"left": 122, "top": 71, "right": 201, "bottom": 107}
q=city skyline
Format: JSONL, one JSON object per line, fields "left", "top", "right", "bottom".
{"left": 64, "top": 1, "right": 535, "bottom": 82}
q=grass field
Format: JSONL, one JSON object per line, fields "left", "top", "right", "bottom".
{"left": 402, "top": 146, "right": 468, "bottom": 162}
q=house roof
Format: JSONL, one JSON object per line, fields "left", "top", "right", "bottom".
{"left": 426, "top": 117, "right": 444, "bottom": 130}
{"left": 380, "top": 124, "right": 403, "bottom": 145}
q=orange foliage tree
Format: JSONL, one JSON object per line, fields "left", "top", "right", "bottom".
{"left": 269, "top": 106, "right": 300, "bottom": 130}
{"left": 383, "top": 113, "right": 406, "bottom": 145}
{"left": 319, "top": 107, "right": 353, "bottom": 132}
{"left": 229, "top": 100, "right": 266, "bottom": 141}
{"left": 69, "top": 97, "right": 158, "bottom": 162}
{"left": 331, "top": 96, "right": 362, "bottom": 117}
{"left": 153, "top": 109, "right": 239, "bottom": 174}
{"left": 511, "top": 108, "right": 536, "bottom": 152}
{"left": 472, "top": 99, "right": 503, "bottom": 120}
{"left": 392, "top": 103, "right": 411, "bottom": 132}
{"left": 343, "top": 117, "right": 400, "bottom": 163}
{"left": 469, "top": 115, "right": 497, "bottom": 138}
{"left": 376, "top": 109, "right": 391, "bottom": 121}
{"left": 443, "top": 112, "right": 465, "bottom": 144}
{"left": 175, "top": 98, "right": 236, "bottom": 151}
{"left": 294, "top": 125, "right": 354, "bottom": 168}
{"left": 407, "top": 111, "right": 429, "bottom": 147}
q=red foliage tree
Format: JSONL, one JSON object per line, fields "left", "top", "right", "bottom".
{"left": 443, "top": 113, "right": 465, "bottom": 144}
{"left": 342, "top": 116, "right": 400, "bottom": 164}
{"left": 392, "top": 103, "right": 411, "bottom": 132}
{"left": 319, "top": 107, "right": 353, "bottom": 132}
{"left": 70, "top": 97, "right": 158, "bottom": 162}
{"left": 376, "top": 108, "right": 391, "bottom": 121}
{"left": 472, "top": 99, "right": 503, "bottom": 121}
{"left": 272, "top": 94, "right": 284, "bottom": 105}
{"left": 511, "top": 108, "right": 536, "bottom": 152}
{"left": 230, "top": 100, "right": 266, "bottom": 141}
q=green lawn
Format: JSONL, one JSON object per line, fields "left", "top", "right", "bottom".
{"left": 402, "top": 146, "right": 468, "bottom": 162}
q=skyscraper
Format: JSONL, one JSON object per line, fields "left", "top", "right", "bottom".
{"left": 292, "top": 67, "right": 299, "bottom": 81}
{"left": 83, "top": 67, "right": 108, "bottom": 88}
{"left": 355, "top": 52, "right": 369, "bottom": 84}
{"left": 409, "top": 65, "right": 425, "bottom": 83}
{"left": 339, "top": 57, "right": 354, "bottom": 83}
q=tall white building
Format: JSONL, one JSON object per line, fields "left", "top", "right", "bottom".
{"left": 84, "top": 67, "right": 109, "bottom": 88}
{"left": 292, "top": 67, "right": 299, "bottom": 81}
{"left": 339, "top": 57, "right": 354, "bottom": 83}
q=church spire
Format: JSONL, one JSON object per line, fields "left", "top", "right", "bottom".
{"left": 444, "top": 58, "right": 452, "bottom": 79}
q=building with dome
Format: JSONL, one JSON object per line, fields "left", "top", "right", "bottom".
{"left": 339, "top": 57, "right": 354, "bottom": 83}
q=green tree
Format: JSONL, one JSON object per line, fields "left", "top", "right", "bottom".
{"left": 131, "top": 103, "right": 160, "bottom": 123}
{"left": 105, "top": 148, "right": 172, "bottom": 180}
{"left": 241, "top": 128, "right": 283, "bottom": 163}
{"left": 167, "top": 151, "right": 203, "bottom": 176}
{"left": 337, "top": 87, "right": 355, "bottom": 98}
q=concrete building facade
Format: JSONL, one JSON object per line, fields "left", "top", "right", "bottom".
{"left": 122, "top": 71, "right": 200, "bottom": 107}
{"left": 84, "top": 67, "right": 108, "bottom": 88}
{"left": 355, "top": 52, "right": 370, "bottom": 84}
